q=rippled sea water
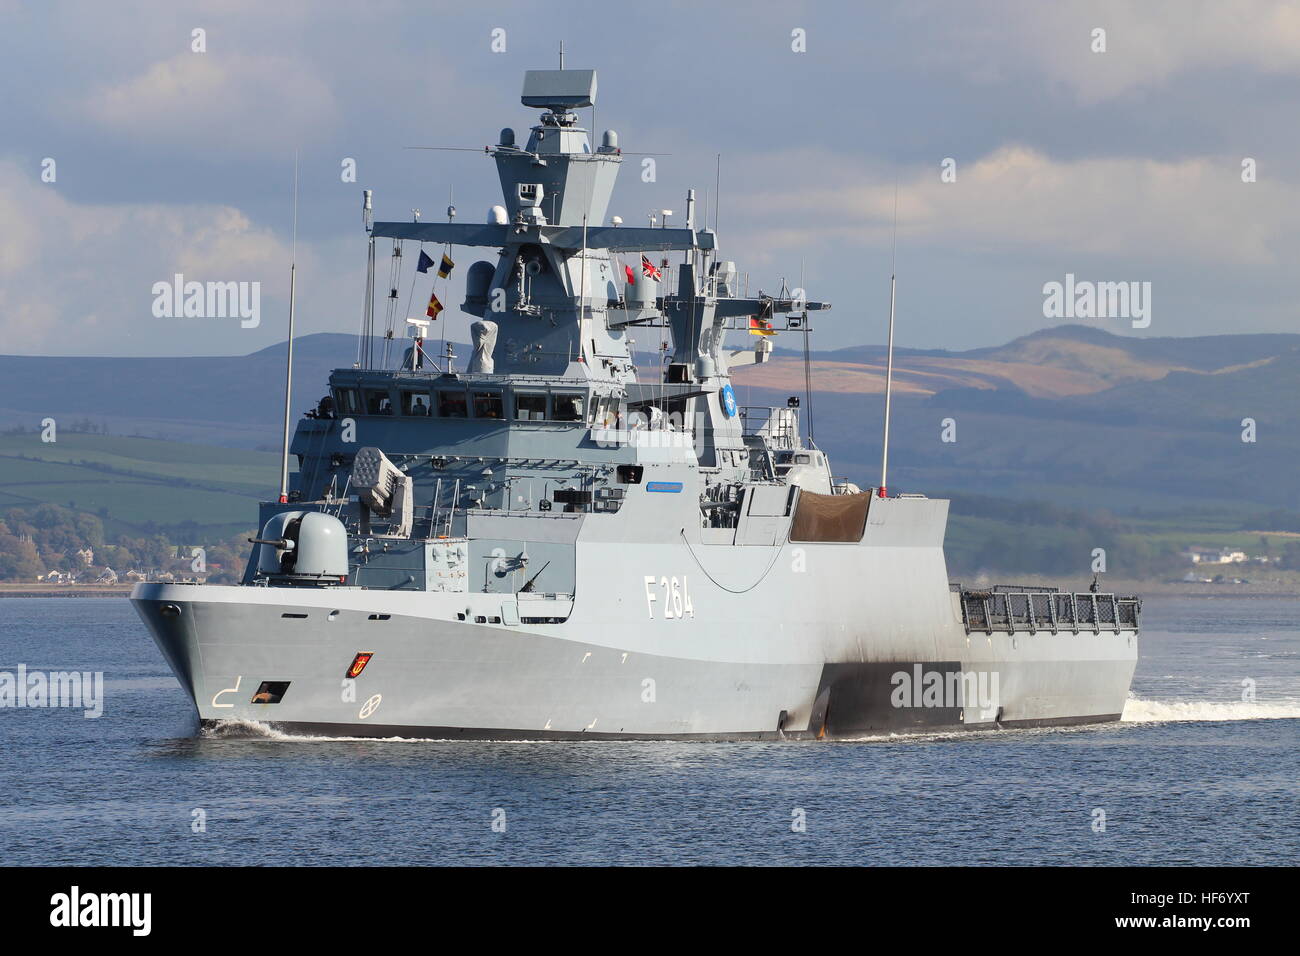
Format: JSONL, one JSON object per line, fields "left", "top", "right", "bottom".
{"left": 1, "top": 596, "right": 1296, "bottom": 866}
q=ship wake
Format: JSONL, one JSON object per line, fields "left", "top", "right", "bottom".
{"left": 201, "top": 718, "right": 307, "bottom": 740}
{"left": 1121, "top": 696, "right": 1300, "bottom": 723}
{"left": 199, "top": 718, "right": 502, "bottom": 743}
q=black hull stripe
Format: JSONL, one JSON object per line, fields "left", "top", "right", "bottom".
{"left": 203, "top": 713, "right": 1123, "bottom": 742}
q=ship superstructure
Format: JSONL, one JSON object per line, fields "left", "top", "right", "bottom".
{"left": 132, "top": 68, "right": 1139, "bottom": 739}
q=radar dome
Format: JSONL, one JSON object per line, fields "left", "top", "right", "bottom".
{"left": 464, "top": 261, "right": 496, "bottom": 306}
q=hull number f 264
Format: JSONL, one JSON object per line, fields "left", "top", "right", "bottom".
{"left": 644, "top": 575, "right": 695, "bottom": 619}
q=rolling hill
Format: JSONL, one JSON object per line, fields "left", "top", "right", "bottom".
{"left": 0, "top": 431, "right": 278, "bottom": 538}
{"left": 739, "top": 324, "right": 1300, "bottom": 399}
{"left": 2, "top": 323, "right": 1298, "bottom": 544}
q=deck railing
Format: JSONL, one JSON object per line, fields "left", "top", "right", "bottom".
{"left": 957, "top": 588, "right": 1140, "bottom": 635}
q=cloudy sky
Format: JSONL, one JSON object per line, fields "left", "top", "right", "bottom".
{"left": 3, "top": 0, "right": 1299, "bottom": 357}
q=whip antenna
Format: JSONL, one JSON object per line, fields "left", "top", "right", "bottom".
{"left": 879, "top": 184, "right": 898, "bottom": 498}
{"left": 278, "top": 151, "right": 300, "bottom": 504}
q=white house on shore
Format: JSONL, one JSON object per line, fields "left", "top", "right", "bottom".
{"left": 1184, "top": 547, "right": 1248, "bottom": 565}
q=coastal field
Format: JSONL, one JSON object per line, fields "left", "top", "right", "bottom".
{"left": 0, "top": 431, "right": 276, "bottom": 539}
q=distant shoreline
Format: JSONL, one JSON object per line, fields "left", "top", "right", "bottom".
{"left": 1, "top": 581, "right": 1297, "bottom": 599}
{"left": 953, "top": 576, "right": 1300, "bottom": 599}
{"left": 0, "top": 584, "right": 134, "bottom": 598}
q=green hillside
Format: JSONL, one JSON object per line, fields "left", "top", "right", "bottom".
{"left": 0, "top": 431, "right": 276, "bottom": 538}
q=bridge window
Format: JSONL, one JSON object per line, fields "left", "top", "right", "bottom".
{"left": 515, "top": 392, "right": 546, "bottom": 421}
{"left": 364, "top": 390, "right": 393, "bottom": 416}
{"left": 473, "top": 391, "right": 504, "bottom": 419}
{"left": 401, "top": 390, "right": 431, "bottom": 416}
{"left": 438, "top": 390, "right": 468, "bottom": 418}
{"left": 552, "top": 392, "right": 585, "bottom": 422}
{"left": 335, "top": 388, "right": 360, "bottom": 415}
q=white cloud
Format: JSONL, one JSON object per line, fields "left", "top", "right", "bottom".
{"left": 0, "top": 159, "right": 309, "bottom": 353}
{"left": 738, "top": 145, "right": 1299, "bottom": 266}
{"left": 81, "top": 52, "right": 338, "bottom": 150}
{"left": 926, "top": 0, "right": 1300, "bottom": 103}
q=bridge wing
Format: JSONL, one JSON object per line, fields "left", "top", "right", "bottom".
{"left": 712, "top": 298, "right": 832, "bottom": 318}
{"left": 543, "top": 225, "right": 714, "bottom": 252}
{"left": 368, "top": 222, "right": 714, "bottom": 253}
{"left": 369, "top": 222, "right": 511, "bottom": 246}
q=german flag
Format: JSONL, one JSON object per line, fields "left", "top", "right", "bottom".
{"left": 749, "top": 316, "right": 776, "bottom": 336}
{"left": 437, "top": 253, "right": 455, "bottom": 279}
{"left": 426, "top": 291, "right": 444, "bottom": 320}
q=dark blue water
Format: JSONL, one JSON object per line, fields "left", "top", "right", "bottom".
{"left": 1, "top": 596, "right": 1296, "bottom": 865}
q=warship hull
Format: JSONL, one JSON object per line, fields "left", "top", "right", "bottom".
{"left": 132, "top": 561, "right": 1137, "bottom": 740}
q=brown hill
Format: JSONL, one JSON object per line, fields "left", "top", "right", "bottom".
{"left": 732, "top": 324, "right": 1297, "bottom": 399}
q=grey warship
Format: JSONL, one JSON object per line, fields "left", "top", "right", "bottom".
{"left": 132, "top": 68, "right": 1140, "bottom": 739}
